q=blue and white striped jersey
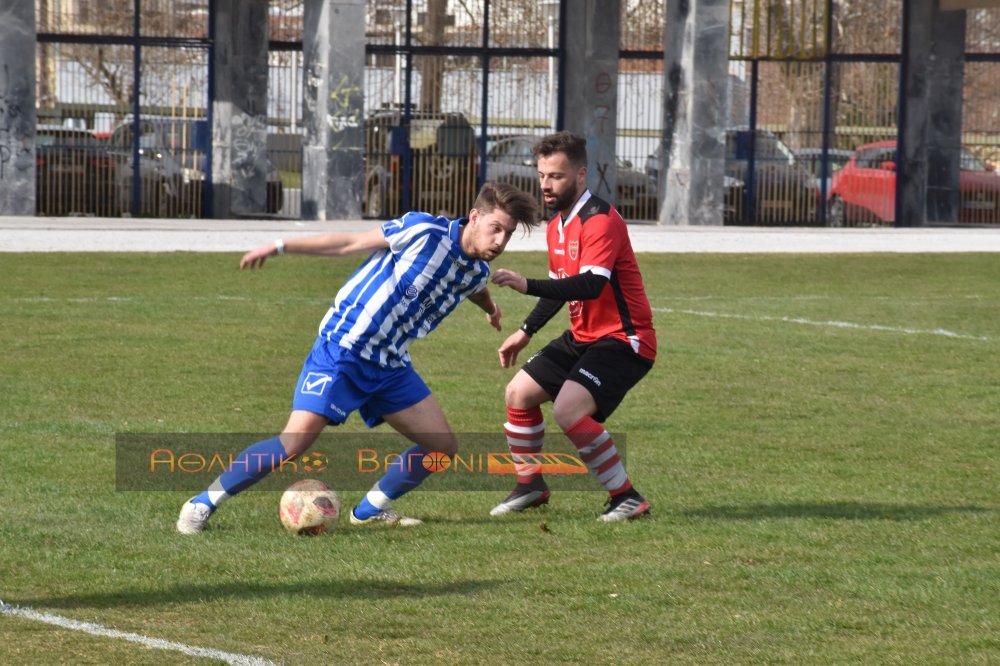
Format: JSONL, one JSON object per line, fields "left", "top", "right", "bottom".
{"left": 316, "top": 212, "right": 490, "bottom": 368}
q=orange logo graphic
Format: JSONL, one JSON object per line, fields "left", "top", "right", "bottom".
{"left": 486, "top": 452, "right": 588, "bottom": 475}
{"left": 421, "top": 451, "right": 452, "bottom": 473}
{"left": 298, "top": 452, "right": 327, "bottom": 473}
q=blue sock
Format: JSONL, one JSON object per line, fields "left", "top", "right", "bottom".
{"left": 353, "top": 445, "right": 435, "bottom": 520}
{"left": 192, "top": 436, "right": 289, "bottom": 510}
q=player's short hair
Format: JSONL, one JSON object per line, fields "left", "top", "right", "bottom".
{"left": 474, "top": 181, "right": 541, "bottom": 229}
{"left": 533, "top": 131, "right": 588, "bottom": 170}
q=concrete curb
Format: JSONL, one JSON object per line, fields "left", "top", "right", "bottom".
{"left": 3, "top": 215, "right": 1000, "bottom": 253}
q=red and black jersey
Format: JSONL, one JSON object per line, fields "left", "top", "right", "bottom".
{"left": 544, "top": 191, "right": 657, "bottom": 361}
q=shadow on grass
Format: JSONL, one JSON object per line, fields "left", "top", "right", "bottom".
{"left": 19, "top": 577, "right": 501, "bottom": 611}
{"left": 684, "top": 501, "right": 993, "bottom": 521}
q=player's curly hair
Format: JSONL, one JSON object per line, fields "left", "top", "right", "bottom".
{"left": 532, "top": 131, "right": 587, "bottom": 169}
{"left": 475, "top": 181, "right": 541, "bottom": 229}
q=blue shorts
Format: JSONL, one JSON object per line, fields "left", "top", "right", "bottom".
{"left": 291, "top": 338, "right": 431, "bottom": 428}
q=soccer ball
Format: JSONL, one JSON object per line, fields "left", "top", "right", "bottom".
{"left": 279, "top": 479, "right": 341, "bottom": 535}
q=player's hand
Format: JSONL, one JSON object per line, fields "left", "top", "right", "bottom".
{"left": 491, "top": 268, "right": 528, "bottom": 294}
{"left": 498, "top": 329, "right": 530, "bottom": 368}
{"left": 486, "top": 302, "right": 502, "bottom": 331}
{"left": 240, "top": 242, "right": 280, "bottom": 270}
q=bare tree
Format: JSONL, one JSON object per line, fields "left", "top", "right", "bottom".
{"left": 45, "top": 4, "right": 210, "bottom": 120}
{"left": 417, "top": 0, "right": 448, "bottom": 113}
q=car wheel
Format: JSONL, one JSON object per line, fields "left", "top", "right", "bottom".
{"left": 827, "top": 196, "right": 846, "bottom": 227}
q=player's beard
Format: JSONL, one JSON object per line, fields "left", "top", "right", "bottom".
{"left": 544, "top": 182, "right": 582, "bottom": 216}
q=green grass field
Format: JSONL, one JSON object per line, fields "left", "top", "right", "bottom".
{"left": 1, "top": 251, "right": 998, "bottom": 665}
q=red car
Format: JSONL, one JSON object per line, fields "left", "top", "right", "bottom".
{"left": 827, "top": 140, "right": 1000, "bottom": 226}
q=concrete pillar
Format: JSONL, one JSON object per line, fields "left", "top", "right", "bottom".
{"left": 212, "top": 0, "right": 270, "bottom": 218}
{"left": 0, "top": 3, "right": 37, "bottom": 216}
{"left": 660, "top": 0, "right": 729, "bottom": 226}
{"left": 899, "top": 0, "right": 966, "bottom": 226}
{"left": 302, "top": 0, "right": 365, "bottom": 221}
{"left": 562, "top": 1, "right": 620, "bottom": 205}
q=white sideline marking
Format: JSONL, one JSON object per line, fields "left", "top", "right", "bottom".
{"left": 13, "top": 296, "right": 133, "bottom": 303}
{"left": 0, "top": 601, "right": 278, "bottom": 666}
{"left": 654, "top": 307, "right": 991, "bottom": 341}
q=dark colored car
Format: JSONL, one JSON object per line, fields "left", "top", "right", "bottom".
{"left": 364, "top": 109, "right": 478, "bottom": 219}
{"left": 793, "top": 147, "right": 853, "bottom": 194}
{"left": 35, "top": 125, "right": 116, "bottom": 216}
{"left": 485, "top": 134, "right": 656, "bottom": 220}
{"left": 107, "top": 117, "right": 283, "bottom": 217}
{"left": 828, "top": 140, "right": 1000, "bottom": 226}
{"left": 644, "top": 128, "right": 817, "bottom": 225}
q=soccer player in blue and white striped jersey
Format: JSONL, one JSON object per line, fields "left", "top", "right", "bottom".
{"left": 177, "top": 182, "right": 538, "bottom": 533}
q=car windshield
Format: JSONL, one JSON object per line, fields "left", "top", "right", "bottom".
{"left": 728, "top": 131, "right": 795, "bottom": 164}
{"left": 489, "top": 139, "right": 533, "bottom": 164}
{"left": 37, "top": 131, "right": 98, "bottom": 147}
{"left": 798, "top": 151, "right": 849, "bottom": 176}
{"left": 410, "top": 119, "right": 441, "bottom": 150}
{"left": 161, "top": 121, "right": 207, "bottom": 151}
{"left": 960, "top": 147, "right": 989, "bottom": 172}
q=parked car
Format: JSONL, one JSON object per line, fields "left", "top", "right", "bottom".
{"left": 485, "top": 134, "right": 656, "bottom": 220}
{"left": 106, "top": 116, "right": 283, "bottom": 217}
{"left": 35, "top": 125, "right": 116, "bottom": 216}
{"left": 364, "top": 109, "right": 478, "bottom": 219}
{"left": 827, "top": 140, "right": 1000, "bottom": 226}
{"left": 793, "top": 147, "right": 853, "bottom": 194}
{"left": 644, "top": 128, "right": 817, "bottom": 225}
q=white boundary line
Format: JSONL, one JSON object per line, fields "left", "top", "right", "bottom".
{"left": 654, "top": 307, "right": 991, "bottom": 341}
{"left": 0, "top": 601, "right": 278, "bottom": 666}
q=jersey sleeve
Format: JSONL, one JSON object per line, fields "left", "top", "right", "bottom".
{"left": 382, "top": 212, "right": 444, "bottom": 254}
{"left": 578, "top": 213, "right": 623, "bottom": 279}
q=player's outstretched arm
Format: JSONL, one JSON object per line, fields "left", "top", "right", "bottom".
{"left": 498, "top": 329, "right": 531, "bottom": 368}
{"left": 491, "top": 268, "right": 528, "bottom": 293}
{"left": 240, "top": 227, "right": 389, "bottom": 270}
{"left": 469, "top": 288, "right": 502, "bottom": 331}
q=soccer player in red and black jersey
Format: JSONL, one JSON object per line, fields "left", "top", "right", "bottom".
{"left": 490, "top": 131, "right": 655, "bottom": 521}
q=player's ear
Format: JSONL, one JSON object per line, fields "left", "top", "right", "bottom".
{"left": 468, "top": 208, "right": 480, "bottom": 225}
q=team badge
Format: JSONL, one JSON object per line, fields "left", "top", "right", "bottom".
{"left": 568, "top": 240, "right": 579, "bottom": 261}
{"left": 301, "top": 372, "right": 333, "bottom": 396}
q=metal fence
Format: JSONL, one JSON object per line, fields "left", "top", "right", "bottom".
{"left": 33, "top": 0, "right": 1000, "bottom": 225}
{"left": 729, "top": 0, "right": 1000, "bottom": 226}
{"left": 36, "top": 0, "right": 211, "bottom": 218}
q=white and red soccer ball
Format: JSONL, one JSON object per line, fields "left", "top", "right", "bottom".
{"left": 279, "top": 479, "right": 341, "bottom": 535}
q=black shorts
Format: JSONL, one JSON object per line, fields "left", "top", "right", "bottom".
{"left": 522, "top": 330, "right": 654, "bottom": 423}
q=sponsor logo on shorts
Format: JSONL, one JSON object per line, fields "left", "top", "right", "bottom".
{"left": 301, "top": 372, "right": 333, "bottom": 396}
{"left": 328, "top": 403, "right": 347, "bottom": 418}
{"left": 578, "top": 367, "right": 602, "bottom": 387}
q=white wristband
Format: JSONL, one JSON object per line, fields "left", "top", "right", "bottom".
{"left": 274, "top": 239, "right": 285, "bottom": 255}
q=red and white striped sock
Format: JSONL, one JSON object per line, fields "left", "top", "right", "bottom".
{"left": 504, "top": 406, "right": 545, "bottom": 486}
{"left": 566, "top": 415, "right": 632, "bottom": 495}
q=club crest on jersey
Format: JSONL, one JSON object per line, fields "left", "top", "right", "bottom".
{"left": 568, "top": 240, "right": 579, "bottom": 261}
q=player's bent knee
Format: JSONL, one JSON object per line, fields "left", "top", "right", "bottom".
{"left": 279, "top": 430, "right": 322, "bottom": 456}
{"left": 551, "top": 401, "right": 595, "bottom": 432}
{"left": 505, "top": 375, "right": 545, "bottom": 408}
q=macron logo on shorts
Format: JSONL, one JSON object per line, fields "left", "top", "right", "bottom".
{"left": 301, "top": 372, "right": 333, "bottom": 396}
{"left": 578, "top": 368, "right": 602, "bottom": 387}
